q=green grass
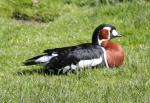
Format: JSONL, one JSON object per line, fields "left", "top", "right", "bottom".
{"left": 0, "top": 0, "right": 150, "bottom": 102}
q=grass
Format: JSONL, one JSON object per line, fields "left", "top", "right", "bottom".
{"left": 0, "top": 0, "right": 150, "bottom": 102}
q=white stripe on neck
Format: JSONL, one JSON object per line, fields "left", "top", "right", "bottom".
{"left": 103, "top": 27, "right": 111, "bottom": 39}
{"left": 98, "top": 39, "right": 107, "bottom": 46}
{"left": 101, "top": 47, "right": 109, "bottom": 68}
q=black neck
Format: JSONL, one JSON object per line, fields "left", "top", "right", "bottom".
{"left": 92, "top": 26, "right": 100, "bottom": 45}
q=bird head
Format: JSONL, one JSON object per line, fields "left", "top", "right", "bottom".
{"left": 92, "top": 24, "right": 122, "bottom": 45}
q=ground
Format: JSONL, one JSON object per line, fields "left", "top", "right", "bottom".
{"left": 0, "top": 0, "right": 150, "bottom": 102}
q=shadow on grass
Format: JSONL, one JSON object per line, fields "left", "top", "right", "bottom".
{"left": 16, "top": 68, "right": 72, "bottom": 76}
{"left": 17, "top": 68, "right": 49, "bottom": 75}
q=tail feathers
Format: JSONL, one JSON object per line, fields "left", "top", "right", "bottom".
{"left": 23, "top": 55, "right": 45, "bottom": 66}
{"left": 26, "top": 55, "right": 45, "bottom": 61}
{"left": 23, "top": 54, "right": 58, "bottom": 66}
{"left": 23, "top": 60, "right": 39, "bottom": 66}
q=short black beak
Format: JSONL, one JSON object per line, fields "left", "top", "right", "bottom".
{"left": 110, "top": 33, "right": 126, "bottom": 40}
{"left": 117, "top": 34, "right": 122, "bottom": 37}
{"left": 116, "top": 33, "right": 125, "bottom": 37}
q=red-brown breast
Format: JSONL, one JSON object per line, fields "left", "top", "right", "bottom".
{"left": 101, "top": 40, "right": 124, "bottom": 68}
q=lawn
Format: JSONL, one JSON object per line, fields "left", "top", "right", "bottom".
{"left": 0, "top": 0, "right": 150, "bottom": 102}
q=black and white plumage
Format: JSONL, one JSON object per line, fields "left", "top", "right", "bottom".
{"left": 23, "top": 24, "right": 119, "bottom": 74}
{"left": 23, "top": 44, "right": 108, "bottom": 74}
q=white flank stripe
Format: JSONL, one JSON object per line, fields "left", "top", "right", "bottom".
{"left": 35, "top": 56, "right": 52, "bottom": 63}
{"left": 35, "top": 53, "right": 58, "bottom": 63}
{"left": 78, "top": 57, "right": 102, "bottom": 68}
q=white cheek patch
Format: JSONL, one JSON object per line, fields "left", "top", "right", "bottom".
{"left": 112, "top": 30, "right": 118, "bottom": 36}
